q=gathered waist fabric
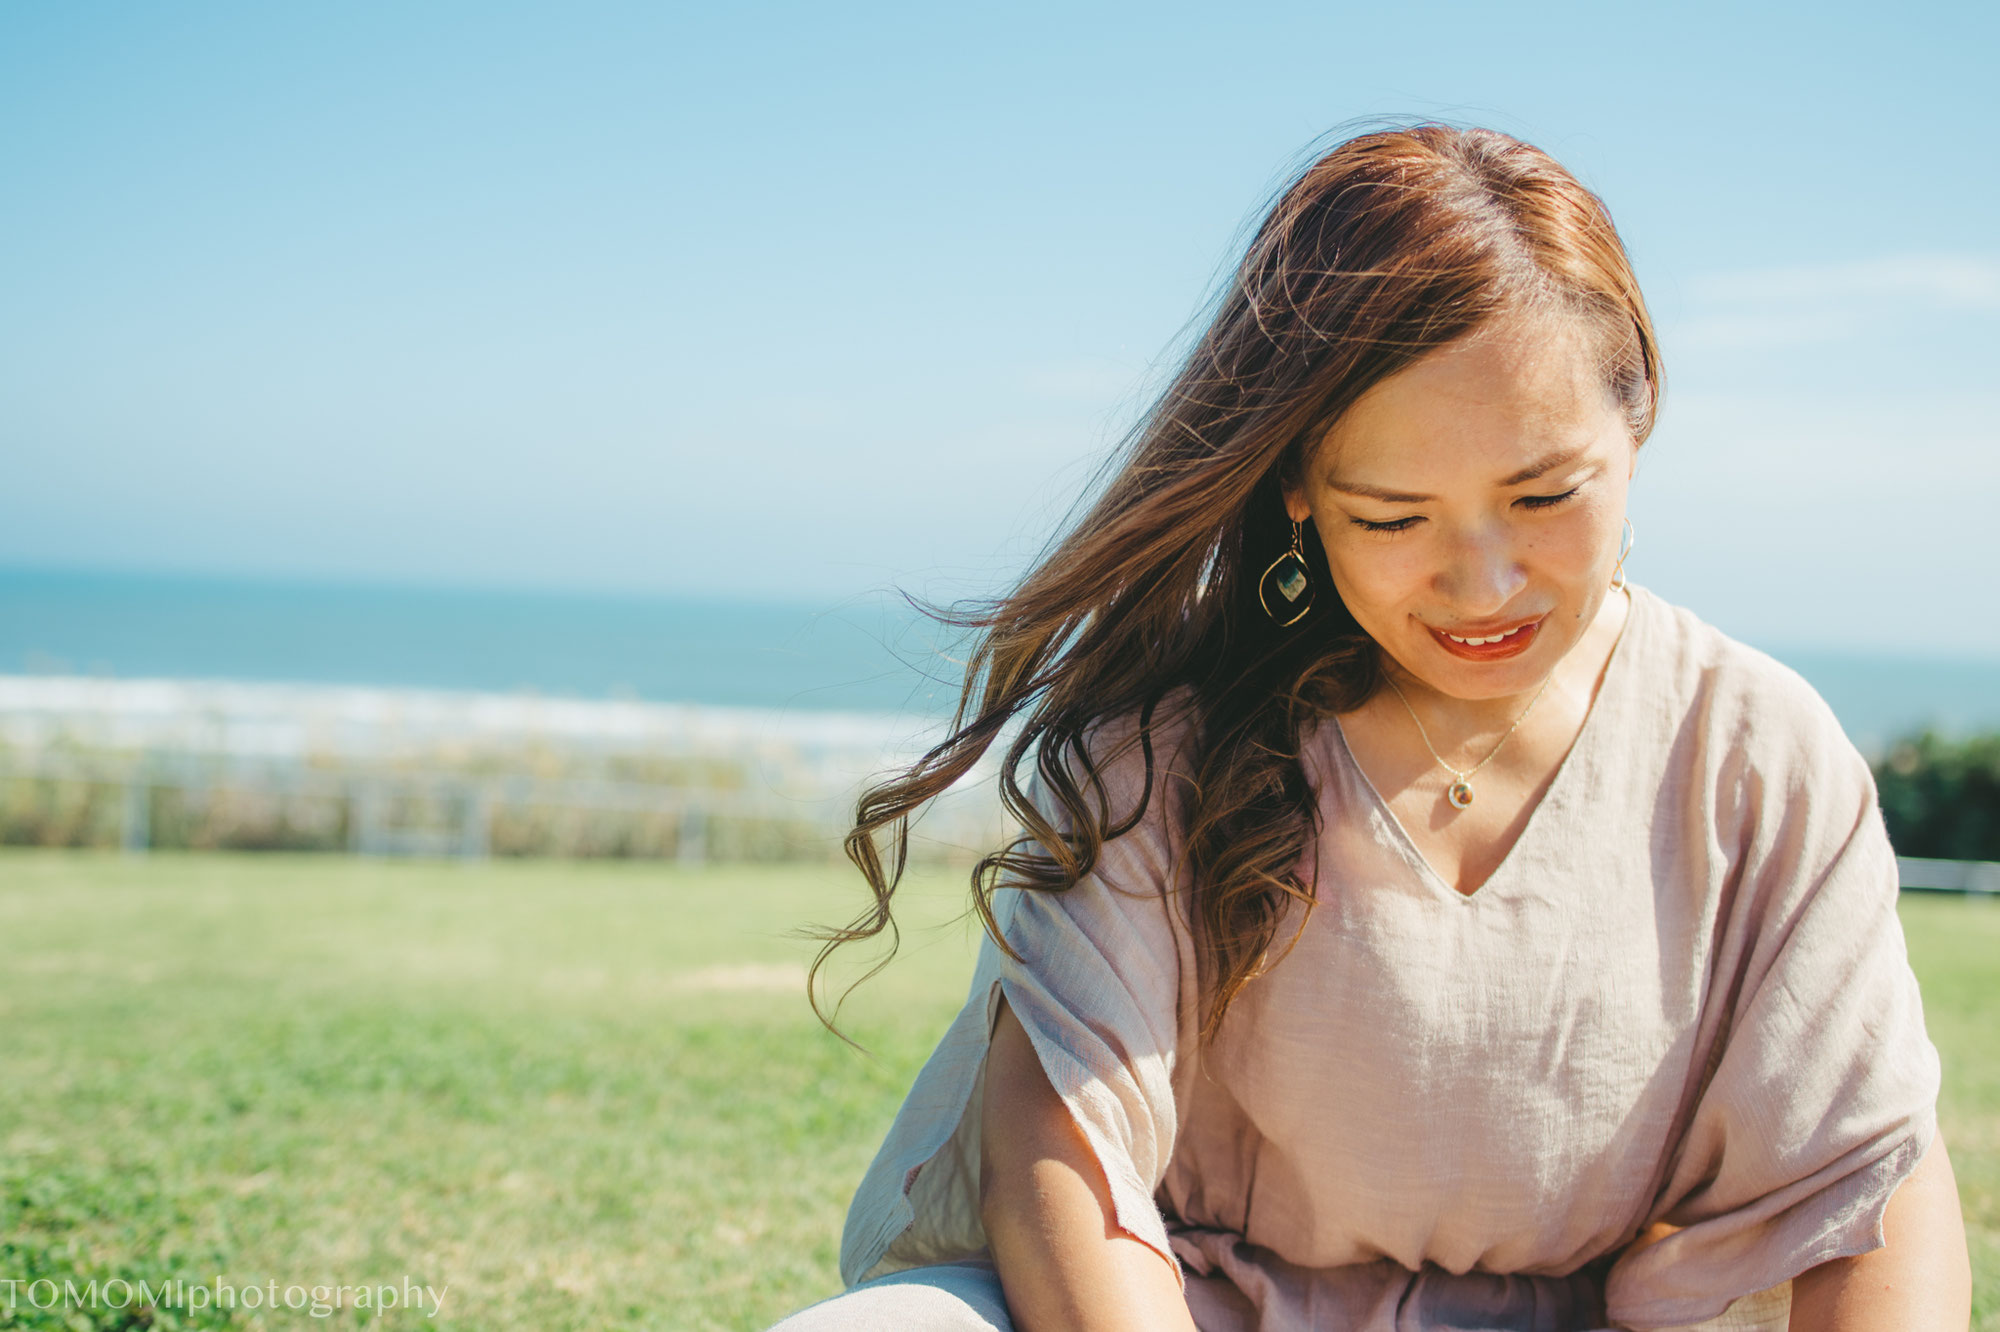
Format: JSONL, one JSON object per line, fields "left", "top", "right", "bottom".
{"left": 1171, "top": 1230, "right": 1792, "bottom": 1332}
{"left": 1173, "top": 1228, "right": 1613, "bottom": 1331}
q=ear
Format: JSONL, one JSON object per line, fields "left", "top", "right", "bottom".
{"left": 1281, "top": 483, "right": 1312, "bottom": 527}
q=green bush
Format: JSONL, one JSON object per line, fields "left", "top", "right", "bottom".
{"left": 1875, "top": 730, "right": 2000, "bottom": 861}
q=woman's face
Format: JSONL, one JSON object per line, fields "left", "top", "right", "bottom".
{"left": 1284, "top": 311, "right": 1638, "bottom": 704}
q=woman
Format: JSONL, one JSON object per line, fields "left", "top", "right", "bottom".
{"left": 772, "top": 124, "right": 1970, "bottom": 1330}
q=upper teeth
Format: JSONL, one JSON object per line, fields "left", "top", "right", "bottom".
{"left": 1445, "top": 628, "right": 1518, "bottom": 645}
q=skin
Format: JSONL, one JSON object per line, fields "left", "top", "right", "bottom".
{"left": 1622, "top": 1135, "right": 1971, "bottom": 1328}
{"left": 1787, "top": 1132, "right": 1971, "bottom": 1327}
{"left": 981, "top": 996, "right": 1198, "bottom": 1332}
{"left": 979, "top": 309, "right": 1971, "bottom": 1328}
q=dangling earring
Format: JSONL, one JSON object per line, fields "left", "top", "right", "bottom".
{"left": 1259, "top": 518, "right": 1316, "bottom": 626}
{"left": 1610, "top": 516, "right": 1636, "bottom": 593}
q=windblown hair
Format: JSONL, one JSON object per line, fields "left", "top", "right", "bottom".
{"left": 811, "top": 123, "right": 1662, "bottom": 1045}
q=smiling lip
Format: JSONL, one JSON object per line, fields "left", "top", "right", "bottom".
{"left": 1426, "top": 615, "right": 1544, "bottom": 661}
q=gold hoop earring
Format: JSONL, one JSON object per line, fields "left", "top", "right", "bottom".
{"left": 1610, "top": 516, "right": 1636, "bottom": 593}
{"left": 1259, "top": 519, "right": 1315, "bottom": 626}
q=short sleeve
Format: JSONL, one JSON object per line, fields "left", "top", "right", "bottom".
{"left": 840, "top": 706, "right": 1199, "bottom": 1289}
{"left": 990, "top": 733, "right": 1196, "bottom": 1283}
{"left": 1605, "top": 684, "right": 1943, "bottom": 1328}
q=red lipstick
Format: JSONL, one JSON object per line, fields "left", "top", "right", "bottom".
{"left": 1426, "top": 615, "right": 1544, "bottom": 662}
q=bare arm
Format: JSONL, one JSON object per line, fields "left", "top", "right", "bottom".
{"left": 1788, "top": 1131, "right": 1970, "bottom": 1330}
{"left": 978, "top": 994, "right": 1198, "bottom": 1332}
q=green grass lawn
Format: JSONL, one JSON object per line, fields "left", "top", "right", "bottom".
{"left": 0, "top": 850, "right": 1993, "bottom": 1329}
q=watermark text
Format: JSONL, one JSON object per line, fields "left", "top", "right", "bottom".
{"left": 0, "top": 1275, "right": 451, "bottom": 1319}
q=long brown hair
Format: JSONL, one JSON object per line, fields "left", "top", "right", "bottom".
{"left": 811, "top": 123, "right": 1663, "bottom": 1045}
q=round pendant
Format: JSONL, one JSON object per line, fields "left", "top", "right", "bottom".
{"left": 1447, "top": 780, "right": 1475, "bottom": 810}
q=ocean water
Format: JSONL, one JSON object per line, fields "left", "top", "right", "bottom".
{"left": 0, "top": 567, "right": 964, "bottom": 719}
{"left": 3, "top": 566, "right": 1996, "bottom": 755}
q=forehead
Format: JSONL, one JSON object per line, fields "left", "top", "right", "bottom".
{"left": 1316, "top": 313, "right": 1625, "bottom": 484}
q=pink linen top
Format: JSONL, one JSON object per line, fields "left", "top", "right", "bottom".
{"left": 835, "top": 585, "right": 1941, "bottom": 1331}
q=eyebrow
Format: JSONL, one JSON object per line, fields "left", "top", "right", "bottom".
{"left": 1326, "top": 446, "right": 1590, "bottom": 504}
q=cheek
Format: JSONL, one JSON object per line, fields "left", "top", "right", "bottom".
{"left": 1556, "top": 495, "right": 1627, "bottom": 570}
{"left": 1524, "top": 507, "right": 1611, "bottom": 573}
{"left": 1322, "top": 537, "right": 1432, "bottom": 615}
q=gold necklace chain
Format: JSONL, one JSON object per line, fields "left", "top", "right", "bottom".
{"left": 1382, "top": 667, "right": 1558, "bottom": 812}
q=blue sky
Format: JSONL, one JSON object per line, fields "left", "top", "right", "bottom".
{"left": 3, "top": 1, "right": 1995, "bottom": 655}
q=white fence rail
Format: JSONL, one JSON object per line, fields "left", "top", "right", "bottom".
{"left": 1899, "top": 857, "right": 2000, "bottom": 896}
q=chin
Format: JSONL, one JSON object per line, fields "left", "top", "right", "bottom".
{"left": 1421, "top": 661, "right": 1545, "bottom": 701}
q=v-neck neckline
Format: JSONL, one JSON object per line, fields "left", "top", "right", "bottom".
{"left": 1325, "top": 586, "right": 1646, "bottom": 904}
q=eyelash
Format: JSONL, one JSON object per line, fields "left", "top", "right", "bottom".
{"left": 1348, "top": 486, "right": 1583, "bottom": 533}
{"left": 1519, "top": 485, "right": 1583, "bottom": 510}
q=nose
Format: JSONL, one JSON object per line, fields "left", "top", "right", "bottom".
{"left": 1437, "top": 520, "right": 1527, "bottom": 616}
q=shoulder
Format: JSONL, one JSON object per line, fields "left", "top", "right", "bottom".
{"left": 1626, "top": 584, "right": 1859, "bottom": 780}
{"left": 1007, "top": 687, "right": 1207, "bottom": 882}
{"left": 1045, "top": 684, "right": 1205, "bottom": 811}
{"left": 1622, "top": 591, "right": 1903, "bottom": 961}
{"left": 1004, "top": 688, "right": 1204, "bottom": 925}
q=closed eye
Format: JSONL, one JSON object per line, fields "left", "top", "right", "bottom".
{"left": 1350, "top": 485, "right": 1580, "bottom": 531}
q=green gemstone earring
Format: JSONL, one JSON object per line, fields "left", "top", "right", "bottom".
{"left": 1258, "top": 519, "right": 1315, "bottom": 626}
